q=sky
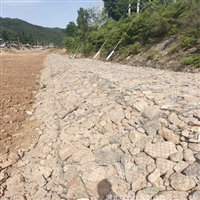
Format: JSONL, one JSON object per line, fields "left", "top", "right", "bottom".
{"left": 0, "top": 0, "right": 102, "bottom": 28}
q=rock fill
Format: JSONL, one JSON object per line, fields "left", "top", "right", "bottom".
{"left": 1, "top": 54, "right": 200, "bottom": 199}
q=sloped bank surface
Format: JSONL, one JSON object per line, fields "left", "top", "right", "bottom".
{"left": 114, "top": 37, "right": 200, "bottom": 73}
{"left": 1, "top": 54, "right": 200, "bottom": 199}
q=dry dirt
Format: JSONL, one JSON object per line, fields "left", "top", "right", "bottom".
{"left": 0, "top": 48, "right": 49, "bottom": 157}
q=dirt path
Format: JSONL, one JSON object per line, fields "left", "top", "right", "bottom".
{"left": 0, "top": 49, "right": 49, "bottom": 156}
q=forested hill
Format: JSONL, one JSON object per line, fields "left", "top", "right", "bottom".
{"left": 0, "top": 17, "right": 64, "bottom": 46}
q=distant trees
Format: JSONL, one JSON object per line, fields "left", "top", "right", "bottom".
{"left": 17, "top": 31, "right": 35, "bottom": 44}
{"left": 1, "top": 29, "right": 52, "bottom": 45}
{"left": 2, "top": 30, "right": 9, "bottom": 41}
{"left": 1, "top": 28, "right": 35, "bottom": 44}
{"left": 0, "top": 17, "right": 63, "bottom": 46}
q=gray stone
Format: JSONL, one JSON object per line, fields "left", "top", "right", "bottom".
{"left": 194, "top": 152, "right": 200, "bottom": 163}
{"left": 182, "top": 130, "right": 189, "bottom": 137}
{"left": 188, "top": 190, "right": 200, "bottom": 200}
{"left": 189, "top": 143, "right": 200, "bottom": 152}
{"left": 158, "top": 127, "right": 180, "bottom": 144}
{"left": 174, "top": 161, "right": 189, "bottom": 172}
{"left": 94, "top": 146, "right": 122, "bottom": 166}
{"left": 120, "top": 135, "right": 132, "bottom": 152}
{"left": 158, "top": 118, "right": 168, "bottom": 127}
{"left": 144, "top": 141, "right": 178, "bottom": 159}
{"left": 156, "top": 158, "right": 175, "bottom": 175}
{"left": 142, "top": 106, "right": 162, "bottom": 120}
{"left": 130, "top": 173, "right": 148, "bottom": 192}
{"left": 135, "top": 136, "right": 153, "bottom": 151}
{"left": 148, "top": 169, "right": 161, "bottom": 184}
{"left": 183, "top": 162, "right": 200, "bottom": 182}
{"left": 128, "top": 129, "right": 146, "bottom": 143}
{"left": 45, "top": 181, "right": 54, "bottom": 191}
{"left": 133, "top": 100, "right": 149, "bottom": 112}
{"left": 169, "top": 172, "right": 196, "bottom": 191}
{"left": 169, "top": 151, "right": 183, "bottom": 162}
{"left": 136, "top": 187, "right": 160, "bottom": 200}
{"left": 51, "top": 193, "right": 62, "bottom": 200}
{"left": 129, "top": 147, "right": 141, "bottom": 156}
{"left": 114, "top": 163, "right": 125, "bottom": 180}
{"left": 168, "top": 112, "right": 186, "bottom": 128}
{"left": 72, "top": 147, "right": 95, "bottom": 165}
{"left": 153, "top": 191, "right": 188, "bottom": 200}
{"left": 33, "top": 188, "right": 48, "bottom": 199}
{"left": 147, "top": 162, "right": 156, "bottom": 173}
{"left": 34, "top": 174, "right": 47, "bottom": 187}
{"left": 183, "top": 149, "right": 196, "bottom": 164}
{"left": 134, "top": 152, "right": 154, "bottom": 166}
{"left": 110, "top": 104, "right": 125, "bottom": 124}
{"left": 143, "top": 120, "right": 161, "bottom": 136}
{"left": 58, "top": 144, "right": 75, "bottom": 161}
{"left": 39, "top": 166, "right": 53, "bottom": 179}
{"left": 66, "top": 175, "right": 90, "bottom": 199}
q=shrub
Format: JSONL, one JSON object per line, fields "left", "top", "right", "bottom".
{"left": 181, "top": 54, "right": 200, "bottom": 68}
{"left": 129, "top": 42, "right": 141, "bottom": 54}
{"left": 180, "top": 36, "right": 197, "bottom": 48}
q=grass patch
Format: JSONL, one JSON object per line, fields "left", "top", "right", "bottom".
{"left": 181, "top": 54, "right": 200, "bottom": 68}
{"left": 180, "top": 36, "right": 197, "bottom": 48}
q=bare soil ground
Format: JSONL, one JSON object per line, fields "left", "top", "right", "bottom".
{"left": 0, "top": 48, "right": 49, "bottom": 156}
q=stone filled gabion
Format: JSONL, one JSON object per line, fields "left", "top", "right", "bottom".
{"left": 1, "top": 54, "right": 200, "bottom": 200}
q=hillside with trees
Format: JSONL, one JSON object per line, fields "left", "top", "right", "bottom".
{"left": 0, "top": 17, "right": 64, "bottom": 46}
{"left": 63, "top": 0, "right": 200, "bottom": 71}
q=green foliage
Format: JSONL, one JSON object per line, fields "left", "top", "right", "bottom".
{"left": 75, "top": 7, "right": 108, "bottom": 33}
{"left": 181, "top": 54, "right": 200, "bottom": 68}
{"left": 169, "top": 45, "right": 180, "bottom": 54}
{"left": 62, "top": 37, "right": 78, "bottom": 52}
{"left": 2, "top": 30, "right": 9, "bottom": 41}
{"left": 63, "top": 0, "right": 200, "bottom": 60}
{"left": 146, "top": 50, "right": 159, "bottom": 60}
{"left": 77, "top": 8, "right": 91, "bottom": 32}
{"left": 129, "top": 41, "right": 141, "bottom": 54}
{"left": 0, "top": 17, "right": 64, "bottom": 45}
{"left": 180, "top": 36, "right": 197, "bottom": 48}
{"left": 65, "top": 22, "right": 78, "bottom": 37}
{"left": 63, "top": 6, "right": 109, "bottom": 55}
{"left": 103, "top": 0, "right": 138, "bottom": 21}
{"left": 177, "top": 0, "right": 200, "bottom": 30}
{"left": 169, "top": 24, "right": 178, "bottom": 35}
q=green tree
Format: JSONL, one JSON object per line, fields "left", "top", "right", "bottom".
{"left": 28, "top": 33, "right": 34, "bottom": 44}
{"left": 65, "top": 22, "right": 78, "bottom": 37}
{"left": 141, "top": 0, "right": 176, "bottom": 11}
{"left": 19, "top": 31, "right": 29, "bottom": 44}
{"left": 2, "top": 30, "right": 9, "bottom": 41}
{"left": 86, "top": 7, "right": 108, "bottom": 29}
{"left": 63, "top": 6, "right": 108, "bottom": 51}
{"left": 77, "top": 7, "right": 91, "bottom": 32}
{"left": 103, "top": 0, "right": 138, "bottom": 21}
